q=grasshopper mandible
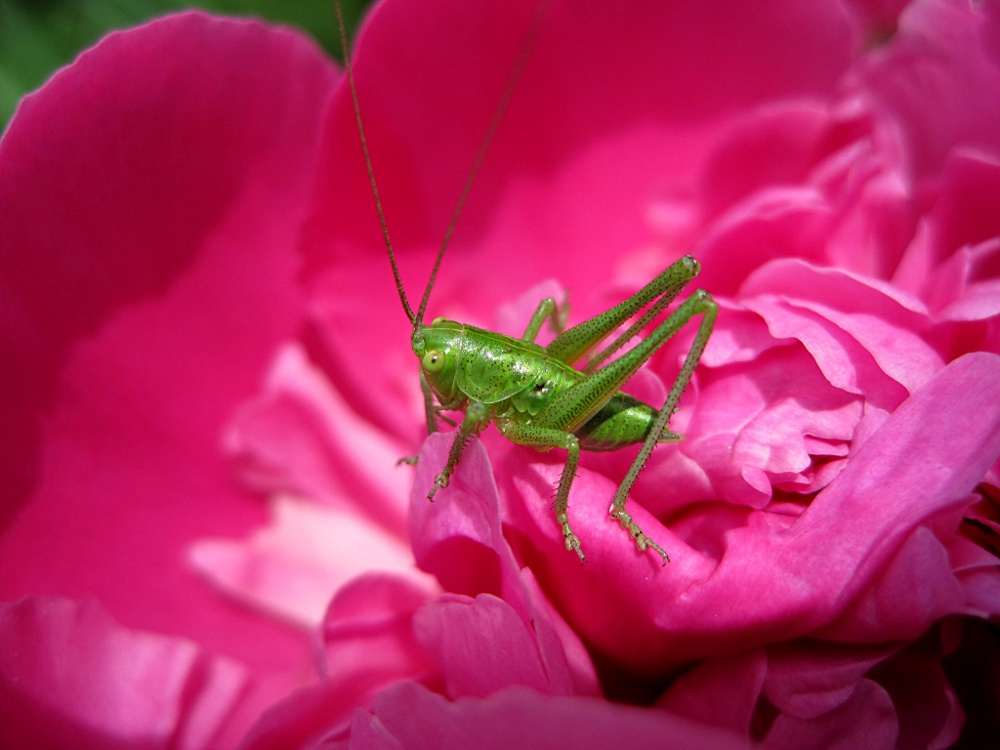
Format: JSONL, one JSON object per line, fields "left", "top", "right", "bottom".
{"left": 336, "top": 1, "right": 717, "bottom": 564}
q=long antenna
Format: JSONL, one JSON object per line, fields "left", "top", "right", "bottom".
{"left": 413, "top": 0, "right": 551, "bottom": 327}
{"left": 337, "top": 0, "right": 549, "bottom": 331}
{"left": 336, "top": 0, "right": 416, "bottom": 325}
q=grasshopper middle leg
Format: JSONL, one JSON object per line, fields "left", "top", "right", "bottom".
{"left": 497, "top": 421, "right": 586, "bottom": 562}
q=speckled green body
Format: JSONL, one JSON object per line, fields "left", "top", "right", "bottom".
{"left": 408, "top": 257, "right": 718, "bottom": 564}
{"left": 418, "top": 319, "right": 667, "bottom": 452}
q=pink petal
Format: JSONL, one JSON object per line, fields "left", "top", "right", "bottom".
{"left": 240, "top": 573, "right": 438, "bottom": 749}
{"left": 895, "top": 153, "right": 1000, "bottom": 305}
{"left": 496, "top": 353, "right": 1000, "bottom": 673}
{"left": 816, "top": 527, "right": 964, "bottom": 641}
{"left": 413, "top": 576, "right": 598, "bottom": 701}
{"left": 695, "top": 187, "right": 834, "bottom": 295}
{"left": 320, "top": 573, "right": 437, "bottom": 685}
{"left": 409, "top": 434, "right": 600, "bottom": 697}
{"left": 407, "top": 434, "right": 509, "bottom": 595}
{"left": 946, "top": 534, "right": 1000, "bottom": 617}
{"left": 763, "top": 642, "right": 894, "bottom": 718}
{"left": 861, "top": 0, "right": 1000, "bottom": 178}
{"left": 657, "top": 650, "right": 768, "bottom": 734}
{"left": 0, "top": 596, "right": 246, "bottom": 749}
{"left": 224, "top": 344, "right": 412, "bottom": 537}
{"left": 761, "top": 679, "right": 897, "bottom": 750}
{"left": 869, "top": 631, "right": 964, "bottom": 750}
{"left": 699, "top": 302, "right": 786, "bottom": 367}
{"left": 941, "top": 618, "right": 1000, "bottom": 747}
{"left": 922, "top": 154, "right": 1000, "bottom": 274}
{"left": 189, "top": 495, "right": 426, "bottom": 628}
{"left": 697, "top": 103, "right": 834, "bottom": 221}
{"left": 0, "top": 8, "right": 335, "bottom": 712}
{"left": 414, "top": 594, "right": 562, "bottom": 698}
{"left": 743, "top": 260, "right": 941, "bottom": 398}
{"left": 353, "top": 681, "right": 752, "bottom": 750}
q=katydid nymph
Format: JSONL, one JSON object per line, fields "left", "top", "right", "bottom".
{"left": 335, "top": 1, "right": 717, "bottom": 564}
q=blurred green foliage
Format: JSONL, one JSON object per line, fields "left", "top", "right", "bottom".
{"left": 0, "top": 0, "right": 374, "bottom": 129}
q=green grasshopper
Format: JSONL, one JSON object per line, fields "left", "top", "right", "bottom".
{"left": 336, "top": 1, "right": 717, "bottom": 564}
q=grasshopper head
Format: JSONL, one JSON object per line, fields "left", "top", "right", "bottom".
{"left": 413, "top": 317, "right": 463, "bottom": 402}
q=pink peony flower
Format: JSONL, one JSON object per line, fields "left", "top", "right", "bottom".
{"left": 3, "top": 0, "right": 999, "bottom": 748}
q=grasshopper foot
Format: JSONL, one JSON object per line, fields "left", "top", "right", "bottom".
{"left": 427, "top": 471, "right": 451, "bottom": 502}
{"left": 609, "top": 507, "right": 669, "bottom": 565}
{"left": 557, "top": 512, "right": 586, "bottom": 563}
{"left": 396, "top": 454, "right": 419, "bottom": 467}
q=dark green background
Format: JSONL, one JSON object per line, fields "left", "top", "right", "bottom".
{"left": 0, "top": 0, "right": 375, "bottom": 129}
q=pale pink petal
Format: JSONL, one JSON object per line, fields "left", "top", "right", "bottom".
{"left": 189, "top": 496, "right": 427, "bottom": 628}
{"left": 224, "top": 344, "right": 412, "bottom": 536}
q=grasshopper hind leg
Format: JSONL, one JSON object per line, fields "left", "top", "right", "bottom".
{"left": 611, "top": 289, "right": 718, "bottom": 565}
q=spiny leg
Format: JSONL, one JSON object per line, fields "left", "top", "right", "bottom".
{"left": 546, "top": 255, "right": 700, "bottom": 367}
{"left": 610, "top": 290, "right": 718, "bottom": 564}
{"left": 583, "top": 273, "right": 691, "bottom": 374}
{"left": 555, "top": 435, "right": 584, "bottom": 562}
{"left": 428, "top": 401, "right": 490, "bottom": 500}
{"left": 498, "top": 421, "right": 585, "bottom": 562}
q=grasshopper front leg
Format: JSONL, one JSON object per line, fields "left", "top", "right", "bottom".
{"left": 427, "top": 401, "right": 491, "bottom": 500}
{"left": 398, "top": 372, "right": 457, "bottom": 468}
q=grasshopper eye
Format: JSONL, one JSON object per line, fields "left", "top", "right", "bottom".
{"left": 430, "top": 317, "right": 448, "bottom": 327}
{"left": 422, "top": 350, "right": 446, "bottom": 372}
